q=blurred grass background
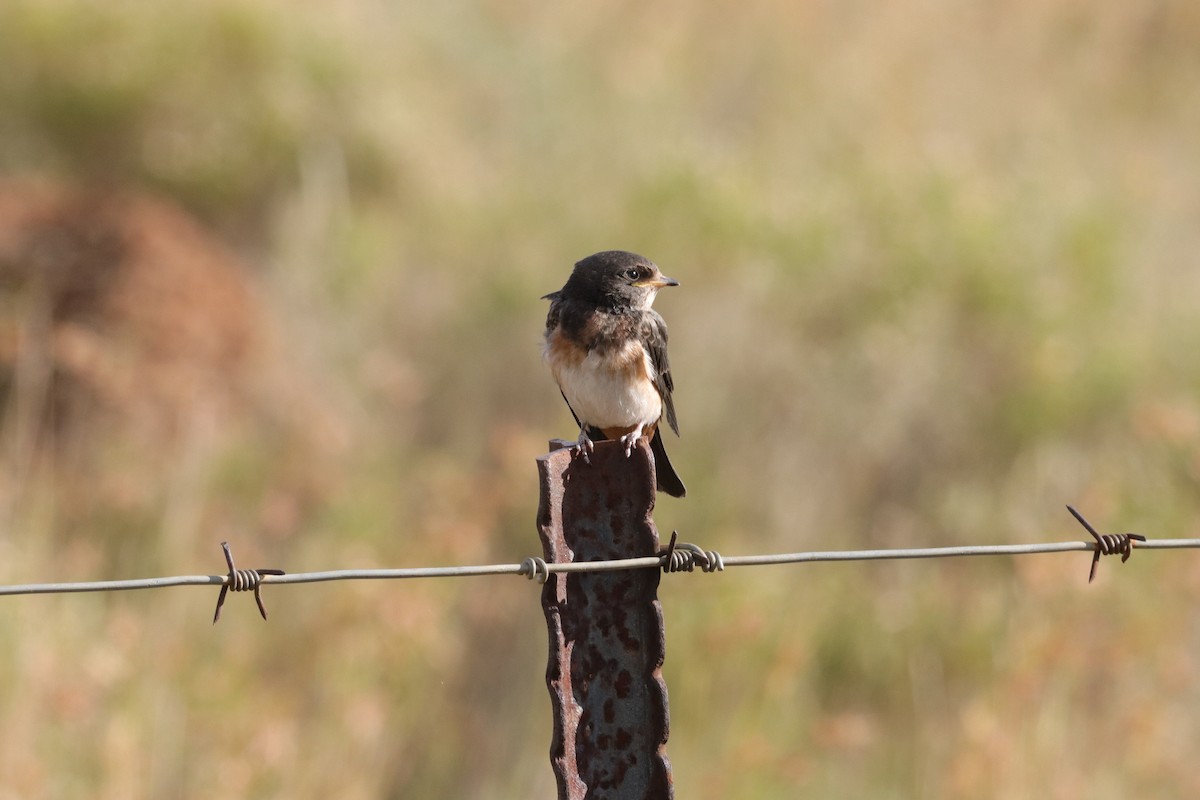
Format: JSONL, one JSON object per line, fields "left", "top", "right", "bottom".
{"left": 2, "top": 0, "right": 1200, "bottom": 797}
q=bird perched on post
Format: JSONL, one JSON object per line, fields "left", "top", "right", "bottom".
{"left": 542, "top": 250, "right": 686, "bottom": 498}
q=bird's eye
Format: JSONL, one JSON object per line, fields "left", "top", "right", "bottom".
{"left": 624, "top": 268, "right": 641, "bottom": 281}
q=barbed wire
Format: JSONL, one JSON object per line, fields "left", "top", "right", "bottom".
{"left": 1, "top": 506, "right": 1197, "bottom": 621}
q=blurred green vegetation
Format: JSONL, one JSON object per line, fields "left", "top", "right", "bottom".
{"left": 3, "top": 0, "right": 1200, "bottom": 797}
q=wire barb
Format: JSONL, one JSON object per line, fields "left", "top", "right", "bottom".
{"left": 659, "top": 530, "right": 680, "bottom": 571}
{"left": 212, "top": 542, "right": 286, "bottom": 624}
{"left": 661, "top": 532, "right": 725, "bottom": 574}
{"left": 1066, "top": 505, "right": 1147, "bottom": 583}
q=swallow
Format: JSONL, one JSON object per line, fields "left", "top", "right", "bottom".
{"left": 542, "top": 250, "right": 686, "bottom": 498}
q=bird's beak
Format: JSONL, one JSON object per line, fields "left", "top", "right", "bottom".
{"left": 635, "top": 275, "right": 679, "bottom": 289}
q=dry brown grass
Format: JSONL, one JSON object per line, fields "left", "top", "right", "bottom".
{"left": 3, "top": 0, "right": 1200, "bottom": 797}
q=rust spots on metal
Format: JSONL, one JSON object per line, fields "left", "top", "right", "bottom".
{"left": 537, "top": 438, "right": 672, "bottom": 800}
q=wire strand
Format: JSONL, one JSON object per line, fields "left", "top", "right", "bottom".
{"left": 2, "top": 538, "right": 1198, "bottom": 597}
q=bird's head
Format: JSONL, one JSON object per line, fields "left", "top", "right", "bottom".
{"left": 560, "top": 250, "right": 679, "bottom": 311}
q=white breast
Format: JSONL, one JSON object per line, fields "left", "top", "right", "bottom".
{"left": 548, "top": 340, "right": 661, "bottom": 429}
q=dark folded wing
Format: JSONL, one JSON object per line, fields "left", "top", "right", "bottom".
{"left": 642, "top": 310, "right": 678, "bottom": 436}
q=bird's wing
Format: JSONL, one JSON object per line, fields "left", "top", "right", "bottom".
{"left": 642, "top": 310, "right": 678, "bottom": 436}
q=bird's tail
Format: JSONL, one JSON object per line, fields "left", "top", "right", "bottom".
{"left": 585, "top": 424, "right": 686, "bottom": 498}
{"left": 649, "top": 427, "right": 686, "bottom": 498}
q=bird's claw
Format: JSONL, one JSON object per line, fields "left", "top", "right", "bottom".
{"left": 618, "top": 425, "right": 645, "bottom": 458}
{"left": 576, "top": 427, "right": 594, "bottom": 463}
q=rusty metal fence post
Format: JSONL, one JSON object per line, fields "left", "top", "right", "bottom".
{"left": 536, "top": 438, "right": 673, "bottom": 800}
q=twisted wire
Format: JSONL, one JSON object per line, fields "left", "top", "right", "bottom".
{"left": 662, "top": 542, "right": 725, "bottom": 573}
{"left": 1066, "top": 505, "right": 1148, "bottom": 583}
{"left": 520, "top": 557, "right": 551, "bottom": 584}
{"left": 212, "top": 542, "right": 285, "bottom": 624}
{"left": 226, "top": 568, "right": 267, "bottom": 592}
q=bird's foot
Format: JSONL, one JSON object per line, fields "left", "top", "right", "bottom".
{"left": 575, "top": 426, "right": 595, "bottom": 464}
{"left": 618, "top": 424, "right": 646, "bottom": 457}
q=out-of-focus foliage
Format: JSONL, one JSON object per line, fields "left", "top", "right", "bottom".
{"left": 3, "top": 0, "right": 1200, "bottom": 797}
